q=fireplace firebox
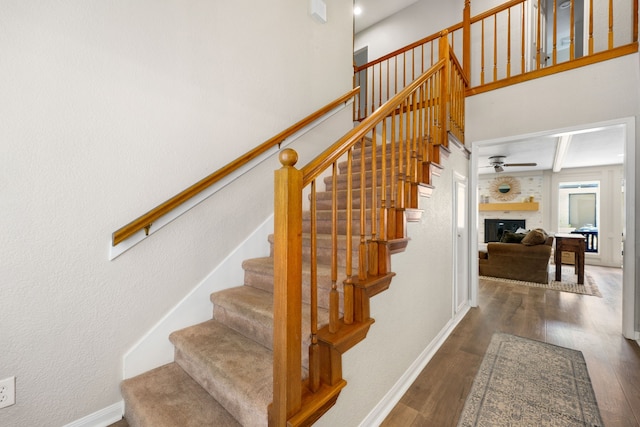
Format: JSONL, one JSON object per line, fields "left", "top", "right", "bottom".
{"left": 484, "top": 219, "right": 526, "bottom": 243}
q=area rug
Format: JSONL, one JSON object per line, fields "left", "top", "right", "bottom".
{"left": 480, "top": 266, "right": 601, "bottom": 297}
{"left": 457, "top": 333, "right": 603, "bottom": 427}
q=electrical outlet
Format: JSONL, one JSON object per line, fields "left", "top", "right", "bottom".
{"left": 0, "top": 377, "right": 16, "bottom": 409}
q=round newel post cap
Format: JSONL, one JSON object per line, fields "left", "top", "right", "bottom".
{"left": 279, "top": 148, "right": 298, "bottom": 167}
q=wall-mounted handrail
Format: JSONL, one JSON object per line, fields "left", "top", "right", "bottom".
{"left": 112, "top": 87, "right": 360, "bottom": 246}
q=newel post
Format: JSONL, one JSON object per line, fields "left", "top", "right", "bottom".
{"left": 439, "top": 31, "right": 451, "bottom": 147}
{"left": 271, "top": 149, "right": 303, "bottom": 426}
{"left": 463, "top": 0, "right": 471, "bottom": 82}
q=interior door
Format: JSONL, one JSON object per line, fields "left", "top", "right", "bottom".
{"left": 354, "top": 47, "right": 368, "bottom": 120}
{"left": 454, "top": 174, "right": 469, "bottom": 314}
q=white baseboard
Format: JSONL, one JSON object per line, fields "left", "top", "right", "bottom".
{"left": 358, "top": 304, "right": 471, "bottom": 427}
{"left": 62, "top": 401, "right": 123, "bottom": 427}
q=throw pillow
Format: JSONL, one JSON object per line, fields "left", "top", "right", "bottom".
{"left": 522, "top": 229, "right": 547, "bottom": 246}
{"left": 500, "top": 231, "right": 526, "bottom": 243}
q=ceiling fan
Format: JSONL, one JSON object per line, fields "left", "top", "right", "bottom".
{"left": 485, "top": 155, "right": 537, "bottom": 172}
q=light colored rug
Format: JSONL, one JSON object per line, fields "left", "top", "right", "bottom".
{"left": 480, "top": 266, "right": 601, "bottom": 297}
{"left": 458, "top": 333, "right": 603, "bottom": 427}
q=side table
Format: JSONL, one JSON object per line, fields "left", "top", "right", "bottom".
{"left": 554, "top": 233, "right": 586, "bottom": 284}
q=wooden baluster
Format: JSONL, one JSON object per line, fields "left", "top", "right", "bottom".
{"left": 389, "top": 112, "right": 397, "bottom": 239}
{"left": 272, "top": 148, "right": 302, "bottom": 426}
{"left": 507, "top": 7, "right": 512, "bottom": 77}
{"left": 397, "top": 101, "right": 405, "bottom": 210}
{"left": 365, "top": 67, "right": 371, "bottom": 119}
{"left": 589, "top": 0, "right": 594, "bottom": 54}
{"left": 493, "top": 15, "right": 498, "bottom": 81}
{"left": 380, "top": 119, "right": 388, "bottom": 243}
{"left": 371, "top": 65, "right": 376, "bottom": 115}
{"left": 343, "top": 149, "right": 354, "bottom": 325}
{"left": 386, "top": 60, "right": 390, "bottom": 108}
{"left": 378, "top": 62, "right": 383, "bottom": 107}
{"left": 329, "top": 162, "right": 339, "bottom": 333}
{"left": 421, "top": 44, "right": 425, "bottom": 74}
{"left": 430, "top": 40, "right": 434, "bottom": 68}
{"left": 634, "top": 0, "right": 639, "bottom": 43}
{"left": 412, "top": 48, "right": 416, "bottom": 81}
{"left": 394, "top": 56, "right": 398, "bottom": 98}
{"left": 430, "top": 73, "right": 436, "bottom": 159}
{"left": 463, "top": 0, "right": 471, "bottom": 82}
{"left": 440, "top": 34, "right": 450, "bottom": 147}
{"left": 553, "top": 0, "right": 558, "bottom": 65}
{"left": 369, "top": 131, "right": 378, "bottom": 277}
{"left": 608, "top": 0, "right": 614, "bottom": 49}
{"left": 358, "top": 140, "right": 368, "bottom": 280}
{"left": 417, "top": 84, "right": 425, "bottom": 182}
{"left": 481, "top": 19, "right": 486, "bottom": 84}
{"left": 309, "top": 180, "right": 320, "bottom": 392}
{"left": 405, "top": 97, "right": 411, "bottom": 208}
{"left": 537, "top": 0, "right": 542, "bottom": 69}
{"left": 521, "top": 4, "right": 526, "bottom": 73}
{"left": 570, "top": 0, "right": 575, "bottom": 60}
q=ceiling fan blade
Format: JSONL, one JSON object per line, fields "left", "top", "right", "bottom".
{"left": 504, "top": 162, "right": 537, "bottom": 167}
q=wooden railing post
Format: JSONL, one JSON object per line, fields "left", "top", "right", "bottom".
{"left": 463, "top": 0, "right": 471, "bottom": 82}
{"left": 271, "top": 149, "right": 302, "bottom": 426}
{"left": 439, "top": 32, "right": 450, "bottom": 147}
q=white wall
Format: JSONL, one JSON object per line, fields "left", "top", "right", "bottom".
{"left": 466, "top": 53, "right": 639, "bottom": 335}
{"left": 354, "top": 0, "right": 462, "bottom": 61}
{"left": 0, "top": 1, "right": 353, "bottom": 426}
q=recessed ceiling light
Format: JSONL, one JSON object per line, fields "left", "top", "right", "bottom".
{"left": 354, "top": 6, "right": 362, "bottom": 16}
{"left": 560, "top": 1, "right": 571, "bottom": 9}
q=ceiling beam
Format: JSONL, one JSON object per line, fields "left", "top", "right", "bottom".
{"left": 553, "top": 134, "right": 572, "bottom": 172}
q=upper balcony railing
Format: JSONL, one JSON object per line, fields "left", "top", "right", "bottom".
{"left": 354, "top": 0, "right": 639, "bottom": 118}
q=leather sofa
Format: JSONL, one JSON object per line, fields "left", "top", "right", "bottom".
{"left": 478, "top": 232, "right": 554, "bottom": 284}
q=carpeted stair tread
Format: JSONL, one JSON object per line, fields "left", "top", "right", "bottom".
{"left": 169, "top": 319, "right": 272, "bottom": 427}
{"left": 210, "top": 285, "right": 330, "bottom": 368}
{"left": 121, "top": 362, "right": 241, "bottom": 427}
{"left": 242, "top": 257, "right": 346, "bottom": 292}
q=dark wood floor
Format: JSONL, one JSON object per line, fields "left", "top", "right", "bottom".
{"left": 381, "top": 265, "right": 640, "bottom": 427}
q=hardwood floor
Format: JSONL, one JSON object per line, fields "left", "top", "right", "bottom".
{"left": 381, "top": 265, "right": 640, "bottom": 427}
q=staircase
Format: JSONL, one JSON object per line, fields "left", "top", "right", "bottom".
{"left": 120, "top": 33, "right": 465, "bottom": 426}
{"left": 120, "top": 138, "right": 443, "bottom": 426}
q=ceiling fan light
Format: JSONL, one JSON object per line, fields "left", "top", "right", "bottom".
{"left": 494, "top": 165, "right": 504, "bottom": 172}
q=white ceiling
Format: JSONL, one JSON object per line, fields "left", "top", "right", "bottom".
{"left": 354, "top": 0, "right": 419, "bottom": 33}
{"left": 477, "top": 125, "right": 625, "bottom": 175}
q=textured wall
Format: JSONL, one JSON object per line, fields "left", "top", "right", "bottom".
{"left": 0, "top": 1, "right": 353, "bottom": 425}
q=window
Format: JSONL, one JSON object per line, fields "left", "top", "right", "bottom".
{"left": 558, "top": 181, "right": 599, "bottom": 253}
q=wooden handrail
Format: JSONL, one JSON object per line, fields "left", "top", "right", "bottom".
{"left": 469, "top": 0, "right": 524, "bottom": 24}
{"left": 304, "top": 60, "right": 445, "bottom": 185}
{"left": 272, "top": 34, "right": 465, "bottom": 424}
{"left": 354, "top": 25, "right": 461, "bottom": 73}
{"left": 112, "top": 87, "right": 360, "bottom": 246}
